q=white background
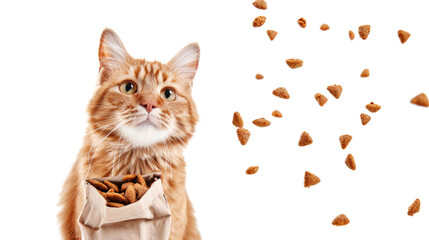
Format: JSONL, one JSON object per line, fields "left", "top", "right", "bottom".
{"left": 0, "top": 0, "right": 428, "bottom": 239}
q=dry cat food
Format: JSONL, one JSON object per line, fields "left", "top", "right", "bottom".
{"left": 358, "top": 25, "right": 371, "bottom": 40}
{"left": 304, "top": 171, "right": 320, "bottom": 188}
{"left": 272, "top": 87, "right": 290, "bottom": 99}
{"left": 255, "top": 73, "right": 264, "bottom": 80}
{"left": 332, "top": 214, "right": 350, "bottom": 226}
{"left": 349, "top": 30, "right": 355, "bottom": 40}
{"left": 253, "top": 16, "right": 266, "bottom": 27}
{"left": 232, "top": 111, "right": 244, "bottom": 128}
{"left": 339, "top": 134, "right": 352, "bottom": 150}
{"left": 267, "top": 30, "right": 278, "bottom": 40}
{"left": 298, "top": 131, "right": 313, "bottom": 147}
{"left": 286, "top": 59, "right": 303, "bottom": 69}
{"left": 298, "top": 17, "right": 306, "bottom": 28}
{"left": 345, "top": 154, "right": 356, "bottom": 170}
{"left": 398, "top": 30, "right": 411, "bottom": 44}
{"left": 252, "top": 0, "right": 267, "bottom": 10}
{"left": 272, "top": 110, "right": 282, "bottom": 118}
{"left": 252, "top": 118, "right": 271, "bottom": 127}
{"left": 360, "top": 113, "right": 371, "bottom": 125}
{"left": 320, "top": 24, "right": 330, "bottom": 31}
{"left": 246, "top": 166, "right": 259, "bottom": 174}
{"left": 366, "top": 102, "right": 381, "bottom": 112}
{"left": 237, "top": 128, "right": 251, "bottom": 145}
{"left": 88, "top": 174, "right": 151, "bottom": 208}
{"left": 327, "top": 84, "right": 343, "bottom": 99}
{"left": 315, "top": 93, "right": 328, "bottom": 106}
{"left": 408, "top": 198, "right": 420, "bottom": 216}
{"left": 411, "top": 93, "right": 428, "bottom": 107}
{"left": 361, "top": 69, "right": 370, "bottom": 78}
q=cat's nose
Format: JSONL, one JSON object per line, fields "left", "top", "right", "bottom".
{"left": 140, "top": 102, "right": 157, "bottom": 113}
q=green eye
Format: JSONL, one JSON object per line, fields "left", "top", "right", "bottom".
{"left": 119, "top": 81, "right": 137, "bottom": 94}
{"left": 161, "top": 89, "right": 176, "bottom": 101}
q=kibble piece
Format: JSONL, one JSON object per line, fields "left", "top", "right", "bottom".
{"left": 107, "top": 202, "right": 125, "bottom": 208}
{"left": 272, "top": 110, "right": 282, "bottom": 118}
{"left": 272, "top": 87, "right": 290, "bottom": 99}
{"left": 411, "top": 93, "right": 429, "bottom": 107}
{"left": 298, "top": 18, "right": 306, "bottom": 28}
{"left": 253, "top": 16, "right": 266, "bottom": 27}
{"left": 107, "top": 188, "right": 115, "bottom": 193}
{"left": 136, "top": 174, "right": 148, "bottom": 188}
{"left": 88, "top": 179, "right": 109, "bottom": 192}
{"left": 345, "top": 154, "right": 356, "bottom": 170}
{"left": 252, "top": 0, "right": 267, "bottom": 10}
{"left": 255, "top": 73, "right": 264, "bottom": 80}
{"left": 125, "top": 185, "right": 137, "bottom": 204}
{"left": 252, "top": 118, "right": 271, "bottom": 127}
{"left": 98, "top": 190, "right": 107, "bottom": 199}
{"left": 315, "top": 93, "right": 328, "bottom": 106}
{"left": 304, "top": 171, "right": 320, "bottom": 188}
{"left": 106, "top": 192, "right": 127, "bottom": 204}
{"left": 121, "top": 182, "right": 135, "bottom": 192}
{"left": 332, "top": 214, "right": 350, "bottom": 226}
{"left": 339, "top": 134, "right": 352, "bottom": 150}
{"left": 298, "top": 131, "right": 313, "bottom": 147}
{"left": 237, "top": 128, "right": 251, "bottom": 145}
{"left": 286, "top": 59, "right": 303, "bottom": 69}
{"left": 360, "top": 113, "right": 371, "bottom": 125}
{"left": 267, "top": 30, "right": 278, "bottom": 40}
{"left": 327, "top": 85, "right": 342, "bottom": 99}
{"left": 366, "top": 102, "right": 381, "bottom": 113}
{"left": 123, "top": 174, "right": 136, "bottom": 182}
{"left": 398, "top": 30, "right": 411, "bottom": 44}
{"left": 104, "top": 180, "right": 120, "bottom": 193}
{"left": 135, "top": 183, "right": 149, "bottom": 199}
{"left": 349, "top": 30, "right": 355, "bottom": 40}
{"left": 358, "top": 25, "right": 371, "bottom": 40}
{"left": 361, "top": 69, "right": 370, "bottom": 78}
{"left": 232, "top": 112, "right": 244, "bottom": 128}
{"left": 408, "top": 199, "right": 420, "bottom": 216}
{"left": 246, "top": 166, "right": 259, "bottom": 175}
{"left": 320, "top": 24, "right": 330, "bottom": 31}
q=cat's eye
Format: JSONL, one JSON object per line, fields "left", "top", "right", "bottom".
{"left": 119, "top": 81, "right": 137, "bottom": 94}
{"left": 161, "top": 88, "right": 176, "bottom": 101}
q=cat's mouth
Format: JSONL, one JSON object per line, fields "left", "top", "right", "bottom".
{"left": 136, "top": 118, "right": 158, "bottom": 128}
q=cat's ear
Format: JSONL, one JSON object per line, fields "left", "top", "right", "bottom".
{"left": 168, "top": 43, "right": 200, "bottom": 84}
{"left": 98, "top": 28, "right": 129, "bottom": 70}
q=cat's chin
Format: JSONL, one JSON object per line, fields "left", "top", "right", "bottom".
{"left": 118, "top": 123, "right": 171, "bottom": 148}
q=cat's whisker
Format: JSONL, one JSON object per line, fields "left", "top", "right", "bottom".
{"left": 111, "top": 124, "right": 126, "bottom": 176}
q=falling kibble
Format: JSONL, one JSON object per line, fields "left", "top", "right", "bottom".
{"left": 298, "top": 17, "right": 306, "bottom": 28}
{"left": 252, "top": 0, "right": 267, "bottom": 10}
{"left": 332, "top": 214, "right": 350, "bottom": 226}
{"left": 345, "top": 154, "right": 356, "bottom": 170}
{"left": 366, "top": 102, "right": 381, "bottom": 113}
{"left": 360, "top": 113, "right": 371, "bottom": 125}
{"left": 339, "top": 134, "right": 352, "bottom": 150}
{"left": 272, "top": 110, "right": 282, "bottom": 118}
{"left": 320, "top": 24, "right": 330, "bottom": 31}
{"left": 237, "top": 128, "right": 251, "bottom": 145}
{"left": 232, "top": 111, "right": 244, "bottom": 128}
{"left": 272, "top": 87, "right": 290, "bottom": 99}
{"left": 246, "top": 166, "right": 259, "bottom": 175}
{"left": 327, "top": 84, "right": 343, "bottom": 99}
{"left": 411, "top": 93, "right": 429, "bottom": 107}
{"left": 398, "top": 30, "right": 411, "bottom": 44}
{"left": 267, "top": 30, "right": 278, "bottom": 40}
{"left": 358, "top": 25, "right": 371, "bottom": 40}
{"left": 286, "top": 59, "right": 303, "bottom": 69}
{"left": 361, "top": 69, "right": 370, "bottom": 78}
{"left": 252, "top": 118, "right": 271, "bottom": 127}
{"left": 253, "top": 16, "right": 266, "bottom": 27}
{"left": 408, "top": 199, "right": 420, "bottom": 216}
{"left": 255, "top": 73, "right": 264, "bottom": 80}
{"left": 349, "top": 30, "right": 355, "bottom": 40}
{"left": 298, "top": 131, "right": 313, "bottom": 147}
{"left": 315, "top": 93, "right": 328, "bottom": 106}
{"left": 304, "top": 171, "right": 320, "bottom": 188}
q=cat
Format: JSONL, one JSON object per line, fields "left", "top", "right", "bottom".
{"left": 58, "top": 28, "right": 201, "bottom": 240}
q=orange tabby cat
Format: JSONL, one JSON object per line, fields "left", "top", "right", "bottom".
{"left": 58, "top": 28, "right": 201, "bottom": 240}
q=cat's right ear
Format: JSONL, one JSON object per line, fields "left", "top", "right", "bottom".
{"left": 98, "top": 28, "right": 129, "bottom": 71}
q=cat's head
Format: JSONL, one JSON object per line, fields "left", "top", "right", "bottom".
{"left": 88, "top": 29, "right": 199, "bottom": 148}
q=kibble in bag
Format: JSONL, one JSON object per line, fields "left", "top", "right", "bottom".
{"left": 78, "top": 173, "right": 171, "bottom": 240}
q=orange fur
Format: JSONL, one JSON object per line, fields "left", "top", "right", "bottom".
{"left": 58, "top": 29, "right": 201, "bottom": 240}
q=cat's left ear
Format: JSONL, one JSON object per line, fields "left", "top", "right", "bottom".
{"left": 167, "top": 43, "right": 200, "bottom": 85}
